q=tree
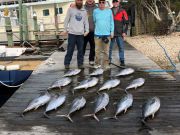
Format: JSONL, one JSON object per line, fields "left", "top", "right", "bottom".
{"left": 140, "top": 0, "right": 180, "bottom": 33}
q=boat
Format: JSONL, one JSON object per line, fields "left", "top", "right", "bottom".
{"left": 0, "top": 69, "right": 32, "bottom": 107}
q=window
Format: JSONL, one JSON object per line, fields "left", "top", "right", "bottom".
{"left": 43, "top": 9, "right": 49, "bottom": 16}
{"left": 56, "top": 7, "right": 63, "bottom": 15}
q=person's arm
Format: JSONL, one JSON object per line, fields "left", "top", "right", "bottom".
{"left": 122, "top": 10, "right": 129, "bottom": 36}
{"left": 109, "top": 10, "right": 114, "bottom": 38}
{"left": 84, "top": 11, "right": 89, "bottom": 36}
{"left": 63, "top": 8, "right": 71, "bottom": 33}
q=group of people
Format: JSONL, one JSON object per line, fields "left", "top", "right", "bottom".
{"left": 62, "top": 0, "right": 129, "bottom": 70}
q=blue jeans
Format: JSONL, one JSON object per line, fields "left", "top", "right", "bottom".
{"left": 109, "top": 36, "right": 124, "bottom": 63}
{"left": 64, "top": 34, "right": 84, "bottom": 66}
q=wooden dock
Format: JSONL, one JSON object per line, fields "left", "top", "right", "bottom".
{"left": 0, "top": 42, "right": 180, "bottom": 135}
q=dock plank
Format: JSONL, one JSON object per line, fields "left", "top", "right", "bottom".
{"left": 0, "top": 42, "right": 179, "bottom": 135}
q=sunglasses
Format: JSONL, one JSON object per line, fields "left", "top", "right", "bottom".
{"left": 99, "top": 1, "right": 105, "bottom": 4}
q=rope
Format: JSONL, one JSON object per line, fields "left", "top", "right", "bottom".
{"left": 0, "top": 80, "right": 23, "bottom": 88}
{"left": 143, "top": 36, "right": 176, "bottom": 73}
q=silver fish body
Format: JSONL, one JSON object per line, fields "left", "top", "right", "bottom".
{"left": 23, "top": 92, "right": 51, "bottom": 113}
{"left": 48, "top": 77, "right": 72, "bottom": 89}
{"left": 115, "top": 94, "right": 133, "bottom": 118}
{"left": 98, "top": 79, "right": 120, "bottom": 91}
{"left": 84, "top": 93, "right": 109, "bottom": 121}
{"left": 142, "top": 97, "right": 160, "bottom": 119}
{"left": 89, "top": 68, "right": 104, "bottom": 76}
{"left": 115, "top": 68, "right": 135, "bottom": 77}
{"left": 125, "top": 78, "right": 145, "bottom": 90}
{"left": 58, "top": 97, "right": 86, "bottom": 122}
{"left": 45, "top": 94, "right": 66, "bottom": 113}
{"left": 74, "top": 77, "right": 99, "bottom": 90}
{"left": 63, "top": 69, "right": 81, "bottom": 77}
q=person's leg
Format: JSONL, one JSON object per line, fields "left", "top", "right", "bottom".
{"left": 94, "top": 37, "right": 102, "bottom": 66}
{"left": 116, "top": 36, "right": 125, "bottom": 65}
{"left": 64, "top": 34, "right": 76, "bottom": 68}
{"left": 76, "top": 35, "right": 84, "bottom": 67}
{"left": 83, "top": 33, "right": 89, "bottom": 56}
{"left": 89, "top": 32, "right": 95, "bottom": 63}
{"left": 109, "top": 38, "right": 115, "bottom": 63}
{"left": 102, "top": 37, "right": 110, "bottom": 69}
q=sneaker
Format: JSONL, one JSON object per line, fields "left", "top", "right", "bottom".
{"left": 89, "top": 61, "right": 94, "bottom": 66}
{"left": 78, "top": 65, "right": 84, "bottom": 69}
{"left": 65, "top": 65, "right": 70, "bottom": 69}
{"left": 58, "top": 47, "right": 65, "bottom": 52}
{"left": 104, "top": 65, "right": 111, "bottom": 71}
{"left": 120, "top": 63, "right": 126, "bottom": 67}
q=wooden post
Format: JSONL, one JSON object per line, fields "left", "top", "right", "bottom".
{"left": 18, "top": 0, "right": 23, "bottom": 43}
{"left": 5, "top": 17, "right": 14, "bottom": 46}
{"left": 33, "top": 12, "right": 39, "bottom": 46}
{"left": 4, "top": 8, "right": 14, "bottom": 46}
{"left": 22, "top": 5, "right": 29, "bottom": 42}
{"left": 54, "top": 3, "right": 60, "bottom": 46}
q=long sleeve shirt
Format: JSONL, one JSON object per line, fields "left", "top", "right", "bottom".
{"left": 93, "top": 8, "right": 114, "bottom": 37}
{"left": 64, "top": 7, "right": 89, "bottom": 35}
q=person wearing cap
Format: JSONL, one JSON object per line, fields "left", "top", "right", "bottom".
{"left": 93, "top": 0, "right": 114, "bottom": 70}
{"left": 83, "top": 0, "right": 97, "bottom": 66}
{"left": 63, "top": 0, "right": 89, "bottom": 69}
{"left": 109, "top": 0, "right": 129, "bottom": 67}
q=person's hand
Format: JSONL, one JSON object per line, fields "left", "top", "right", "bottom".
{"left": 122, "top": 33, "right": 126, "bottom": 37}
{"left": 110, "top": 33, "right": 114, "bottom": 38}
{"left": 84, "top": 32, "right": 89, "bottom": 37}
{"left": 122, "top": 33, "right": 126, "bottom": 40}
{"left": 60, "top": 31, "right": 68, "bottom": 36}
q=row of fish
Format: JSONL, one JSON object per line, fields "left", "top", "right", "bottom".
{"left": 48, "top": 76, "right": 145, "bottom": 94}
{"left": 63, "top": 67, "right": 134, "bottom": 77}
{"left": 22, "top": 92, "right": 160, "bottom": 123}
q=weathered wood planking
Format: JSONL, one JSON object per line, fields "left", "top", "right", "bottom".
{"left": 0, "top": 43, "right": 179, "bottom": 135}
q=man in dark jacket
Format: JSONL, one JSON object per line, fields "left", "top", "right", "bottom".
{"left": 83, "top": 0, "right": 97, "bottom": 66}
{"left": 109, "top": 0, "right": 128, "bottom": 66}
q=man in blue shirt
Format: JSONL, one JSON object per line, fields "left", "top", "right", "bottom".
{"left": 93, "top": 0, "right": 114, "bottom": 70}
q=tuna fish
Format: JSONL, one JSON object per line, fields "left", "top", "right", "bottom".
{"left": 98, "top": 79, "right": 120, "bottom": 92}
{"left": 48, "top": 77, "right": 72, "bottom": 90}
{"left": 57, "top": 97, "right": 86, "bottom": 122}
{"left": 105, "top": 94, "right": 133, "bottom": 120}
{"left": 125, "top": 78, "right": 145, "bottom": 92}
{"left": 44, "top": 94, "right": 66, "bottom": 118}
{"left": 83, "top": 93, "right": 109, "bottom": 122}
{"left": 73, "top": 77, "right": 99, "bottom": 93}
{"left": 115, "top": 68, "right": 135, "bottom": 77}
{"left": 142, "top": 97, "right": 160, "bottom": 122}
{"left": 89, "top": 68, "right": 104, "bottom": 76}
{"left": 22, "top": 92, "right": 51, "bottom": 116}
{"left": 63, "top": 69, "right": 81, "bottom": 77}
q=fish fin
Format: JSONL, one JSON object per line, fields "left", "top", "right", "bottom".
{"left": 152, "top": 114, "right": 154, "bottom": 119}
{"left": 103, "top": 115, "right": 117, "bottom": 120}
{"left": 83, "top": 114, "right": 100, "bottom": 122}
{"left": 43, "top": 112, "right": 50, "bottom": 119}
{"left": 57, "top": 114, "right": 73, "bottom": 123}
{"left": 125, "top": 89, "right": 128, "bottom": 94}
{"left": 103, "top": 107, "right": 106, "bottom": 111}
{"left": 96, "top": 91, "right": 100, "bottom": 95}
{"left": 124, "top": 109, "right": 127, "bottom": 114}
{"left": 34, "top": 106, "right": 40, "bottom": 110}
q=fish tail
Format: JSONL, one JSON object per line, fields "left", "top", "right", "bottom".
{"left": 83, "top": 114, "right": 100, "bottom": 122}
{"left": 57, "top": 114, "right": 73, "bottom": 123}
{"left": 43, "top": 112, "right": 50, "bottom": 119}
{"left": 125, "top": 89, "right": 128, "bottom": 94}
{"left": 139, "top": 118, "right": 152, "bottom": 131}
